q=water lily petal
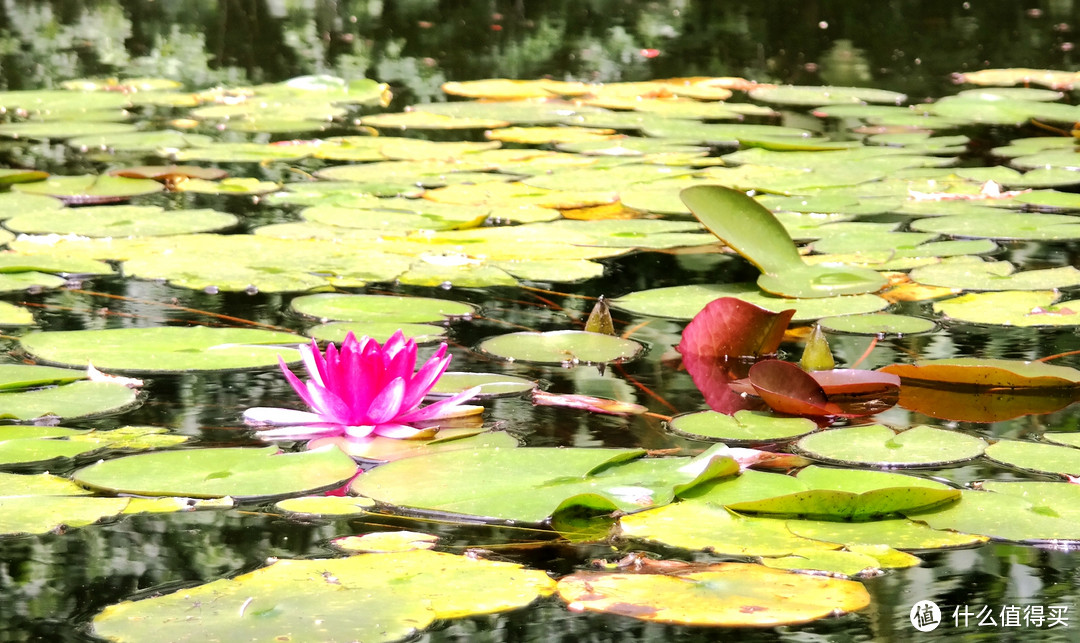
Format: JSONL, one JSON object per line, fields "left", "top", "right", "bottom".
{"left": 396, "top": 385, "right": 482, "bottom": 423}
{"left": 305, "top": 380, "right": 354, "bottom": 423}
{"left": 278, "top": 356, "right": 317, "bottom": 409}
{"left": 372, "top": 423, "right": 426, "bottom": 438}
{"left": 300, "top": 339, "right": 328, "bottom": 388}
{"left": 255, "top": 422, "right": 345, "bottom": 440}
{"left": 345, "top": 424, "right": 376, "bottom": 439}
{"left": 242, "top": 406, "right": 327, "bottom": 426}
{"left": 400, "top": 349, "right": 451, "bottom": 412}
{"left": 367, "top": 376, "right": 407, "bottom": 424}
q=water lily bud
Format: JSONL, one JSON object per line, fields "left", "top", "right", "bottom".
{"left": 585, "top": 295, "right": 616, "bottom": 336}
{"left": 800, "top": 325, "right": 835, "bottom": 371}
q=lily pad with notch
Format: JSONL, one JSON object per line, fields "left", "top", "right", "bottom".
{"left": 667, "top": 410, "right": 817, "bottom": 444}
{"left": 795, "top": 424, "right": 987, "bottom": 468}
{"left": 477, "top": 330, "right": 643, "bottom": 366}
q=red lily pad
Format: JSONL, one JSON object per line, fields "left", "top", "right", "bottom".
{"left": 681, "top": 352, "right": 762, "bottom": 414}
{"left": 748, "top": 360, "right": 900, "bottom": 418}
{"left": 677, "top": 297, "right": 795, "bottom": 359}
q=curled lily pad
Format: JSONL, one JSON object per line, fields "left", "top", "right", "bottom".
{"left": 20, "top": 326, "right": 302, "bottom": 373}
{"left": 795, "top": 424, "right": 987, "bottom": 467}
{"left": 477, "top": 330, "right": 643, "bottom": 366}
{"left": 74, "top": 445, "right": 358, "bottom": 500}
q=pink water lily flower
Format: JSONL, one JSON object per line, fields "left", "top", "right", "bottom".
{"left": 244, "top": 330, "right": 481, "bottom": 440}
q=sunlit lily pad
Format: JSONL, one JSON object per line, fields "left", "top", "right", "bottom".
{"left": 291, "top": 293, "right": 476, "bottom": 323}
{"left": 749, "top": 85, "right": 906, "bottom": 105}
{"left": 443, "top": 78, "right": 590, "bottom": 99}
{"left": 0, "top": 121, "right": 138, "bottom": 140}
{"left": 429, "top": 372, "right": 538, "bottom": 398}
{"left": 74, "top": 445, "right": 357, "bottom": 499}
{"left": 1044, "top": 433, "right": 1080, "bottom": 449}
{"left": 306, "top": 322, "right": 447, "bottom": 344}
{"left": 332, "top": 530, "right": 440, "bottom": 553}
{"left": 0, "top": 380, "right": 139, "bottom": 424}
{"left": 557, "top": 563, "right": 870, "bottom": 626}
{"left": 667, "top": 410, "right": 817, "bottom": 444}
{"left": 93, "top": 549, "right": 555, "bottom": 642}
{"left": 909, "top": 257, "right": 1080, "bottom": 291}
{"left": 68, "top": 130, "right": 214, "bottom": 152}
{"left": 21, "top": 326, "right": 302, "bottom": 373}
{"left": 310, "top": 430, "right": 519, "bottom": 463}
{"left": 172, "top": 178, "right": 282, "bottom": 195}
{"left": 0, "top": 302, "right": 33, "bottom": 326}
{"left": 911, "top": 212, "right": 1080, "bottom": 241}
{"left": 786, "top": 517, "right": 987, "bottom": 550}
{"left": 984, "top": 440, "right": 1080, "bottom": 476}
{"left": 477, "top": 330, "right": 643, "bottom": 366}
{"left": 906, "top": 489, "right": 1080, "bottom": 542}
{"left": 0, "top": 496, "right": 131, "bottom": 536}
{"left": 934, "top": 291, "right": 1080, "bottom": 327}
{"left": 613, "top": 283, "right": 889, "bottom": 322}
{"left": 274, "top": 495, "right": 376, "bottom": 516}
{"left": 360, "top": 110, "right": 508, "bottom": 130}
{"left": 795, "top": 425, "right": 986, "bottom": 467}
{"left": 352, "top": 446, "right": 738, "bottom": 523}
{"left": 818, "top": 313, "right": 936, "bottom": 336}
{"left": 879, "top": 357, "right": 1080, "bottom": 389}
{"left": 13, "top": 174, "right": 165, "bottom": 204}
{"left": 3, "top": 205, "right": 237, "bottom": 237}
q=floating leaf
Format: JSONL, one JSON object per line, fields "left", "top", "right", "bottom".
{"left": 0, "top": 496, "right": 131, "bottom": 536}
{"left": 291, "top": 293, "right": 476, "bottom": 323}
{"left": 310, "top": 430, "right": 518, "bottom": 463}
{"left": 0, "top": 380, "right": 139, "bottom": 423}
{"left": 786, "top": 517, "right": 987, "bottom": 550}
{"left": 352, "top": 446, "right": 738, "bottom": 523}
{"left": 749, "top": 84, "right": 906, "bottom": 105}
{"left": 818, "top": 313, "right": 937, "bottom": 336}
{"left": 93, "top": 550, "right": 555, "bottom": 642}
{"left": 74, "top": 445, "right": 357, "bottom": 500}
{"left": 907, "top": 489, "right": 1080, "bottom": 542}
{"left": 748, "top": 360, "right": 899, "bottom": 418}
{"left": 332, "top": 530, "right": 440, "bottom": 553}
{"left": 306, "top": 321, "right": 447, "bottom": 344}
{"left": 3, "top": 205, "right": 237, "bottom": 237}
{"left": 667, "top": 410, "right": 817, "bottom": 443}
{"left": 893, "top": 382, "right": 1077, "bottom": 422}
{"left": 477, "top": 330, "right": 643, "bottom": 366}
{"left": 21, "top": 326, "right": 302, "bottom": 373}
{"left": 984, "top": 440, "right": 1080, "bottom": 476}
{"left": 13, "top": 174, "right": 165, "bottom": 204}
{"left": 934, "top": 291, "right": 1080, "bottom": 327}
{"left": 557, "top": 563, "right": 870, "bottom": 626}
{"left": 795, "top": 425, "right": 986, "bottom": 467}
{"left": 879, "top": 357, "right": 1080, "bottom": 390}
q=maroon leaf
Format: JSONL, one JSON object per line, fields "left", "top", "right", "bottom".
{"left": 677, "top": 298, "right": 795, "bottom": 359}
{"left": 748, "top": 359, "right": 843, "bottom": 416}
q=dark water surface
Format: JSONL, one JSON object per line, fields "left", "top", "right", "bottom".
{"left": 2, "top": 1, "right": 1080, "bottom": 642}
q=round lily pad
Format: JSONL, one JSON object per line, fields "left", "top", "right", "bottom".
{"left": 73, "top": 445, "right": 358, "bottom": 500}
{"left": 1044, "top": 433, "right": 1080, "bottom": 449}
{"left": 290, "top": 293, "right": 477, "bottom": 323}
{"left": 0, "top": 301, "right": 34, "bottom": 326}
{"left": 934, "top": 291, "right": 1080, "bottom": 327}
{"left": 20, "top": 326, "right": 302, "bottom": 373}
{"left": 0, "top": 380, "right": 139, "bottom": 423}
{"left": 428, "top": 372, "right": 539, "bottom": 398}
{"left": 785, "top": 517, "right": 987, "bottom": 550}
{"left": 984, "top": 439, "right": 1080, "bottom": 476}
{"left": 667, "top": 410, "right": 817, "bottom": 444}
{"left": 818, "top": 313, "right": 937, "bottom": 336}
{"left": 13, "top": 174, "right": 165, "bottom": 204}
{"left": 795, "top": 425, "right": 987, "bottom": 467}
{"left": 749, "top": 85, "right": 906, "bottom": 106}
{"left": 477, "top": 330, "right": 643, "bottom": 366}
{"left": 557, "top": 564, "right": 870, "bottom": 626}
{"left": 3, "top": 205, "right": 238, "bottom": 238}
{"left": 305, "top": 321, "right": 447, "bottom": 344}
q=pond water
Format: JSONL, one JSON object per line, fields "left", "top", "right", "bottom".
{"left": 2, "top": 1, "right": 1080, "bottom": 641}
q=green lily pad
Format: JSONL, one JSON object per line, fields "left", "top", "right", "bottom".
{"left": 760, "top": 547, "right": 910, "bottom": 576}
{"left": 311, "top": 430, "right": 520, "bottom": 463}
{"left": 612, "top": 283, "right": 889, "bottom": 322}
{"left": 0, "top": 364, "right": 86, "bottom": 390}
{"left": 306, "top": 321, "right": 447, "bottom": 344}
{"left": 0, "top": 470, "right": 93, "bottom": 496}
{"left": 909, "top": 257, "right": 1080, "bottom": 291}
{"left": 428, "top": 372, "right": 538, "bottom": 398}
{"left": 0, "top": 496, "right": 131, "bottom": 536}
{"left": 910, "top": 212, "right": 1080, "bottom": 241}
{"left": 67, "top": 129, "right": 214, "bottom": 152}
{"left": 750, "top": 85, "right": 906, "bottom": 105}
{"left": 0, "top": 380, "right": 139, "bottom": 423}
{"left": 556, "top": 563, "right": 870, "bottom": 626}
{"left": 13, "top": 174, "right": 165, "bottom": 204}
{"left": 20, "top": 326, "right": 302, "bottom": 373}
{"left": 786, "top": 517, "right": 987, "bottom": 550}
{"left": 290, "top": 293, "right": 477, "bottom": 323}
{"left": 0, "top": 434, "right": 105, "bottom": 465}
{"left": 818, "top": 313, "right": 936, "bottom": 336}
{"left": 0, "top": 121, "right": 138, "bottom": 140}
{"left": 0, "top": 272, "right": 69, "bottom": 293}
{"left": 1044, "top": 433, "right": 1080, "bottom": 449}
{"left": 477, "top": 330, "right": 643, "bottom": 366}
{"left": 681, "top": 185, "right": 887, "bottom": 298}
{"left": 173, "top": 141, "right": 321, "bottom": 163}
{"left": 352, "top": 446, "right": 739, "bottom": 523}
{"left": 274, "top": 495, "right": 376, "bottom": 517}
{"left": 906, "top": 489, "right": 1080, "bottom": 542}
{"left": 92, "top": 550, "right": 555, "bottom": 643}
{"left": 727, "top": 484, "right": 959, "bottom": 521}
{"left": 666, "top": 410, "right": 817, "bottom": 443}
{"left": 984, "top": 439, "right": 1080, "bottom": 476}
{"left": 3, "top": 205, "right": 238, "bottom": 237}
{"left": 74, "top": 445, "right": 357, "bottom": 500}
{"left": 934, "top": 291, "right": 1080, "bottom": 327}
{"left": 0, "top": 302, "right": 33, "bottom": 326}
{"left": 796, "top": 425, "right": 987, "bottom": 467}
{"left": 173, "top": 178, "right": 282, "bottom": 196}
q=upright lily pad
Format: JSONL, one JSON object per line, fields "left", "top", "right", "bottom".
{"left": 20, "top": 326, "right": 302, "bottom": 373}
{"left": 477, "top": 330, "right": 643, "bottom": 366}
{"left": 74, "top": 445, "right": 358, "bottom": 500}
